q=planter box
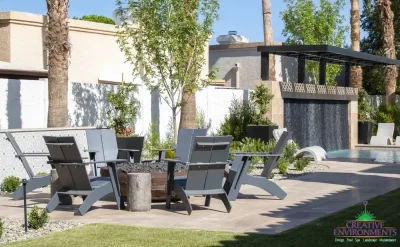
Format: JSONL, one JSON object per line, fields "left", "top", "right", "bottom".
{"left": 246, "top": 125, "right": 278, "bottom": 143}
{"left": 116, "top": 136, "right": 145, "bottom": 163}
{"left": 358, "top": 122, "right": 373, "bottom": 144}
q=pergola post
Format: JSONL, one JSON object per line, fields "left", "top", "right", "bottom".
{"left": 344, "top": 63, "right": 351, "bottom": 87}
{"left": 261, "top": 52, "right": 270, "bottom": 81}
{"left": 319, "top": 59, "right": 327, "bottom": 85}
{"left": 298, "top": 55, "right": 306, "bottom": 83}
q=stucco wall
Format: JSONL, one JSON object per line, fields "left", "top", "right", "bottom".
{"left": 209, "top": 46, "right": 305, "bottom": 89}
{"left": 0, "top": 79, "right": 247, "bottom": 138}
{"left": 0, "top": 11, "right": 209, "bottom": 84}
{"left": 209, "top": 45, "right": 346, "bottom": 89}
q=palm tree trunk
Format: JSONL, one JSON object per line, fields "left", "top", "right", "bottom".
{"left": 350, "top": 0, "right": 363, "bottom": 88}
{"left": 262, "top": 0, "right": 275, "bottom": 81}
{"left": 379, "top": 0, "right": 398, "bottom": 105}
{"left": 46, "top": 0, "right": 70, "bottom": 127}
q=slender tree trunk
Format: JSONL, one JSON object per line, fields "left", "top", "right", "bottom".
{"left": 179, "top": 0, "right": 198, "bottom": 130}
{"left": 172, "top": 107, "right": 178, "bottom": 144}
{"left": 46, "top": 0, "right": 70, "bottom": 127}
{"left": 179, "top": 90, "right": 197, "bottom": 129}
{"left": 350, "top": 0, "right": 363, "bottom": 88}
{"left": 262, "top": 0, "right": 275, "bottom": 81}
{"left": 379, "top": 0, "right": 398, "bottom": 105}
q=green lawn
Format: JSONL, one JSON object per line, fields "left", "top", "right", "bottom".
{"left": 6, "top": 188, "right": 400, "bottom": 247}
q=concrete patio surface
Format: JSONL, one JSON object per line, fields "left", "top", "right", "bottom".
{"left": 1, "top": 161, "right": 400, "bottom": 234}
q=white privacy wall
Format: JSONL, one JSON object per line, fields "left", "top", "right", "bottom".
{"left": 0, "top": 79, "right": 247, "bottom": 139}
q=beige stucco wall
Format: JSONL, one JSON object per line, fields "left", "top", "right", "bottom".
{"left": 0, "top": 11, "right": 210, "bottom": 84}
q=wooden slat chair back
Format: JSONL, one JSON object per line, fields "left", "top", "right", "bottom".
{"left": 44, "top": 136, "right": 92, "bottom": 191}
{"left": 261, "top": 131, "right": 290, "bottom": 178}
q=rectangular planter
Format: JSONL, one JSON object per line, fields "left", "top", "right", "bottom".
{"left": 246, "top": 125, "right": 278, "bottom": 143}
{"left": 358, "top": 122, "right": 373, "bottom": 144}
{"left": 116, "top": 136, "right": 145, "bottom": 163}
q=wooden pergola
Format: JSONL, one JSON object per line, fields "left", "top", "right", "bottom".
{"left": 258, "top": 45, "right": 400, "bottom": 86}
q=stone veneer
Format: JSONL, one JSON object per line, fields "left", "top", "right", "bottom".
{"left": 257, "top": 80, "right": 358, "bottom": 149}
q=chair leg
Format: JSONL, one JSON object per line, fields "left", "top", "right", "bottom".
{"left": 12, "top": 175, "right": 51, "bottom": 200}
{"left": 173, "top": 186, "right": 192, "bottom": 215}
{"left": 218, "top": 193, "right": 232, "bottom": 213}
{"left": 244, "top": 175, "right": 287, "bottom": 200}
{"left": 205, "top": 195, "right": 211, "bottom": 207}
{"left": 46, "top": 192, "right": 62, "bottom": 213}
{"left": 77, "top": 185, "right": 113, "bottom": 216}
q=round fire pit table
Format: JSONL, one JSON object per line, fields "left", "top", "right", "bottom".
{"left": 100, "top": 161, "right": 187, "bottom": 202}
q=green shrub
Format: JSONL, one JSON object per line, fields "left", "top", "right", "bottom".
{"left": 230, "top": 138, "right": 275, "bottom": 172}
{"left": 28, "top": 206, "right": 49, "bottom": 229}
{"left": 143, "top": 122, "right": 175, "bottom": 160}
{"left": 0, "top": 218, "right": 3, "bottom": 239}
{"left": 250, "top": 84, "right": 275, "bottom": 126}
{"left": 277, "top": 159, "right": 288, "bottom": 175}
{"left": 220, "top": 85, "right": 276, "bottom": 142}
{"left": 165, "top": 150, "right": 175, "bottom": 159}
{"left": 1, "top": 176, "right": 21, "bottom": 193}
{"left": 73, "top": 15, "right": 116, "bottom": 25}
{"left": 220, "top": 97, "right": 257, "bottom": 141}
{"left": 373, "top": 104, "right": 400, "bottom": 137}
{"left": 269, "top": 173, "right": 275, "bottom": 179}
{"left": 358, "top": 88, "right": 375, "bottom": 123}
{"left": 283, "top": 141, "right": 299, "bottom": 164}
{"left": 295, "top": 157, "right": 311, "bottom": 171}
{"left": 196, "top": 107, "right": 212, "bottom": 131}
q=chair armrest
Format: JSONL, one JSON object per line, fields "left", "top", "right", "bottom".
{"left": 118, "top": 149, "right": 140, "bottom": 152}
{"left": 197, "top": 142, "right": 230, "bottom": 146}
{"left": 230, "top": 152, "right": 282, "bottom": 157}
{"left": 15, "top": 152, "right": 50, "bottom": 158}
{"left": 46, "top": 143, "right": 74, "bottom": 146}
{"left": 152, "top": 148, "right": 176, "bottom": 152}
{"left": 186, "top": 162, "right": 229, "bottom": 166}
{"left": 160, "top": 158, "right": 184, "bottom": 164}
{"left": 48, "top": 159, "right": 128, "bottom": 166}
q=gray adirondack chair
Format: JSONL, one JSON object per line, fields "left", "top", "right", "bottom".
{"left": 164, "top": 136, "right": 233, "bottom": 215}
{"left": 223, "top": 131, "right": 290, "bottom": 201}
{"left": 44, "top": 136, "right": 125, "bottom": 216}
{"left": 5, "top": 132, "right": 51, "bottom": 200}
{"left": 150, "top": 128, "right": 207, "bottom": 162}
{"left": 85, "top": 129, "right": 143, "bottom": 175}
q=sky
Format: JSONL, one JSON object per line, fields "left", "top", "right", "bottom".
{"left": 0, "top": 0, "right": 363, "bottom": 45}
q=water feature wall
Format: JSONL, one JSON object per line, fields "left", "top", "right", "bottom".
{"left": 284, "top": 99, "right": 349, "bottom": 151}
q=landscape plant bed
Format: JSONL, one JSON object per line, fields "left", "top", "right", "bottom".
{"left": 100, "top": 162, "right": 188, "bottom": 202}
{"left": 249, "top": 161, "right": 330, "bottom": 180}
{"left": 0, "top": 217, "right": 83, "bottom": 245}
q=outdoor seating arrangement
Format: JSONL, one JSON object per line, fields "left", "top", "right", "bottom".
{"left": 273, "top": 128, "right": 327, "bottom": 161}
{"left": 44, "top": 136, "right": 126, "bottom": 216}
{"left": 86, "top": 129, "right": 144, "bottom": 175}
{"left": 163, "top": 135, "right": 233, "bottom": 215}
{"left": 370, "top": 123, "right": 394, "bottom": 145}
{"left": 224, "top": 131, "right": 290, "bottom": 201}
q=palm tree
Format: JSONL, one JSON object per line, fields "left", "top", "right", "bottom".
{"left": 262, "top": 0, "right": 275, "bottom": 81}
{"left": 46, "top": 0, "right": 70, "bottom": 127}
{"left": 378, "top": 0, "right": 398, "bottom": 105}
{"left": 351, "top": 0, "right": 362, "bottom": 88}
